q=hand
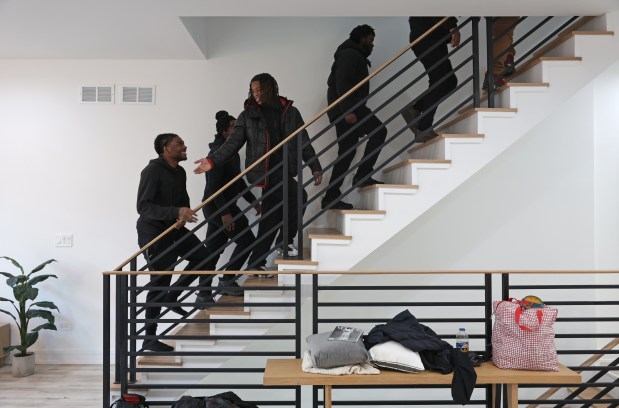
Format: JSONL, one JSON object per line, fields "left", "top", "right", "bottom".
{"left": 193, "top": 157, "right": 212, "bottom": 174}
{"left": 312, "top": 170, "right": 323, "bottom": 186}
{"left": 178, "top": 207, "right": 198, "bottom": 223}
{"left": 221, "top": 213, "right": 235, "bottom": 232}
{"left": 174, "top": 220, "right": 186, "bottom": 229}
{"left": 450, "top": 29, "right": 461, "bottom": 48}
{"left": 253, "top": 202, "right": 262, "bottom": 215}
{"left": 344, "top": 113, "right": 357, "bottom": 124}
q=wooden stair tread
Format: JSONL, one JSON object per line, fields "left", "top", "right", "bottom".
{"left": 570, "top": 30, "right": 614, "bottom": 36}
{"left": 332, "top": 209, "right": 386, "bottom": 215}
{"left": 567, "top": 385, "right": 614, "bottom": 407}
{"left": 274, "top": 247, "right": 318, "bottom": 266}
{"left": 242, "top": 275, "right": 282, "bottom": 287}
{"left": 436, "top": 108, "right": 516, "bottom": 133}
{"left": 308, "top": 228, "right": 352, "bottom": 240}
{"left": 457, "top": 83, "right": 549, "bottom": 114}
{"left": 408, "top": 134, "right": 484, "bottom": 154}
{"left": 384, "top": 159, "right": 451, "bottom": 173}
{"left": 137, "top": 355, "right": 182, "bottom": 367}
{"left": 207, "top": 294, "right": 251, "bottom": 316}
{"left": 358, "top": 183, "right": 419, "bottom": 192}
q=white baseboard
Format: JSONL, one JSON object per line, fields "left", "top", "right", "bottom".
{"left": 5, "top": 349, "right": 107, "bottom": 365}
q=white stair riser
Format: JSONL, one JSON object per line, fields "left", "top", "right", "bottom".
{"left": 409, "top": 137, "right": 484, "bottom": 161}
{"left": 383, "top": 163, "right": 451, "bottom": 185}
{"left": 358, "top": 187, "right": 418, "bottom": 210}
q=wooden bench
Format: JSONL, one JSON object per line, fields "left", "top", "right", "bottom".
{"left": 263, "top": 359, "right": 581, "bottom": 408}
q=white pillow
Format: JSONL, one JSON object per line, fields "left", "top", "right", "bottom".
{"left": 369, "top": 341, "right": 425, "bottom": 373}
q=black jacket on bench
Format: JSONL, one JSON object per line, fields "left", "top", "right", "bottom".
{"left": 365, "top": 310, "right": 477, "bottom": 404}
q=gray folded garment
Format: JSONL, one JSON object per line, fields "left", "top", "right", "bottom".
{"left": 306, "top": 331, "right": 370, "bottom": 368}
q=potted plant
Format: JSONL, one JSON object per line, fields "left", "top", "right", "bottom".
{"left": 0, "top": 256, "right": 59, "bottom": 377}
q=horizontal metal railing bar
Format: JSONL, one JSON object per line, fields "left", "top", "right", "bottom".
{"left": 131, "top": 335, "right": 295, "bottom": 340}
{"left": 520, "top": 399, "right": 616, "bottom": 404}
{"left": 105, "top": 270, "right": 619, "bottom": 275}
{"left": 557, "top": 349, "right": 619, "bottom": 354}
{"left": 131, "top": 285, "right": 295, "bottom": 291}
{"left": 316, "top": 302, "right": 485, "bottom": 307}
{"left": 566, "top": 366, "right": 619, "bottom": 371}
{"left": 129, "top": 351, "right": 296, "bottom": 357}
{"left": 522, "top": 382, "right": 619, "bottom": 388}
{"left": 317, "top": 318, "right": 487, "bottom": 323}
{"left": 133, "top": 367, "right": 266, "bottom": 373}
{"left": 125, "top": 384, "right": 295, "bottom": 389}
{"left": 556, "top": 317, "right": 619, "bottom": 322}
{"left": 130, "top": 318, "right": 297, "bottom": 324}
{"left": 132, "top": 302, "right": 296, "bottom": 308}
{"left": 137, "top": 402, "right": 295, "bottom": 408}
{"left": 317, "top": 285, "right": 486, "bottom": 290}
{"left": 327, "top": 402, "right": 486, "bottom": 406}
{"left": 542, "top": 301, "right": 619, "bottom": 305}
{"left": 556, "top": 333, "right": 619, "bottom": 338}
{"left": 509, "top": 284, "right": 619, "bottom": 289}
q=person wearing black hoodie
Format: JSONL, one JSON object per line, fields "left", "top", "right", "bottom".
{"left": 323, "top": 24, "right": 387, "bottom": 210}
{"left": 402, "top": 17, "right": 460, "bottom": 143}
{"left": 200, "top": 111, "right": 261, "bottom": 300}
{"left": 136, "top": 133, "right": 211, "bottom": 352}
{"left": 194, "top": 73, "right": 323, "bottom": 275}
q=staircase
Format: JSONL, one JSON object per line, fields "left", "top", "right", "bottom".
{"left": 276, "top": 13, "right": 619, "bottom": 276}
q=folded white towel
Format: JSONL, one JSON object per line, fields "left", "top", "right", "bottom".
{"left": 302, "top": 350, "right": 380, "bottom": 375}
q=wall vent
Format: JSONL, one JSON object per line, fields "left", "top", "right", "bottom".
{"left": 80, "top": 85, "right": 114, "bottom": 103}
{"left": 121, "top": 85, "right": 156, "bottom": 104}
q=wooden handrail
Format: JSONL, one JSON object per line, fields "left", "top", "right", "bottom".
{"left": 113, "top": 17, "right": 449, "bottom": 271}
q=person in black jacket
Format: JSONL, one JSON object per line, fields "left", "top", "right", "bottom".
{"left": 403, "top": 17, "right": 460, "bottom": 143}
{"left": 194, "top": 73, "right": 323, "bottom": 275}
{"left": 323, "top": 24, "right": 387, "bottom": 210}
{"left": 137, "top": 133, "right": 211, "bottom": 352}
{"left": 201, "top": 111, "right": 261, "bottom": 299}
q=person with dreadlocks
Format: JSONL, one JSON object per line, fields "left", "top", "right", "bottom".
{"left": 136, "top": 133, "right": 211, "bottom": 352}
{"left": 193, "top": 73, "right": 323, "bottom": 276}
{"left": 323, "top": 24, "right": 387, "bottom": 211}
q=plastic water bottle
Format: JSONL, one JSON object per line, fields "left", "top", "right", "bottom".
{"left": 456, "top": 328, "right": 469, "bottom": 352}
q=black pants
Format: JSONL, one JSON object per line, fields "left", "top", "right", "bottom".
{"left": 411, "top": 42, "right": 458, "bottom": 131}
{"left": 138, "top": 227, "right": 210, "bottom": 335}
{"left": 203, "top": 204, "right": 256, "bottom": 275}
{"left": 247, "top": 173, "right": 306, "bottom": 269}
{"left": 324, "top": 112, "right": 387, "bottom": 202}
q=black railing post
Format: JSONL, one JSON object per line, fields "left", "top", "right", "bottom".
{"left": 129, "top": 259, "right": 137, "bottom": 383}
{"left": 501, "top": 272, "right": 509, "bottom": 408}
{"left": 114, "top": 274, "right": 121, "bottom": 384}
{"left": 297, "top": 131, "right": 304, "bottom": 260}
{"left": 103, "top": 274, "right": 110, "bottom": 408}
{"left": 486, "top": 17, "right": 495, "bottom": 108}
{"left": 472, "top": 17, "right": 481, "bottom": 108}
{"left": 283, "top": 138, "right": 289, "bottom": 259}
{"left": 312, "top": 273, "right": 319, "bottom": 408}
{"left": 119, "top": 274, "right": 129, "bottom": 394}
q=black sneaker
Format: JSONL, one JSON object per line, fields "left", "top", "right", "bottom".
{"left": 195, "top": 293, "right": 215, "bottom": 310}
{"left": 143, "top": 340, "right": 174, "bottom": 352}
{"left": 353, "top": 176, "right": 384, "bottom": 188}
{"left": 321, "top": 198, "right": 354, "bottom": 210}
{"left": 217, "top": 280, "right": 244, "bottom": 297}
{"left": 163, "top": 293, "right": 189, "bottom": 317}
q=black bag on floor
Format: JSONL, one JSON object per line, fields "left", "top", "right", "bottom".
{"left": 172, "top": 396, "right": 205, "bottom": 408}
{"left": 111, "top": 393, "right": 149, "bottom": 408}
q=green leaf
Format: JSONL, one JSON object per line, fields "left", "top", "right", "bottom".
{"left": 24, "top": 332, "right": 39, "bottom": 349}
{"left": 0, "top": 297, "right": 15, "bottom": 304}
{"left": 27, "top": 274, "right": 57, "bottom": 287}
{"left": 31, "top": 322, "right": 56, "bottom": 332}
{"left": 26, "top": 309, "right": 55, "bottom": 323}
{"left": 0, "top": 308, "right": 17, "bottom": 321}
{"left": 30, "top": 301, "right": 59, "bottom": 311}
{"left": 0, "top": 256, "right": 24, "bottom": 274}
{"left": 14, "top": 286, "right": 38, "bottom": 302}
{"left": 0, "top": 271, "right": 16, "bottom": 279}
{"left": 28, "top": 259, "right": 56, "bottom": 276}
{"left": 6, "top": 275, "right": 18, "bottom": 288}
{"left": 3, "top": 345, "right": 19, "bottom": 354}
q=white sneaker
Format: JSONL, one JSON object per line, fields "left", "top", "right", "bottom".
{"left": 251, "top": 265, "right": 274, "bottom": 279}
{"left": 277, "top": 243, "right": 299, "bottom": 257}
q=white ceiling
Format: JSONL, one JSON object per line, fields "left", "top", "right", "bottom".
{"left": 1, "top": 0, "right": 618, "bottom": 59}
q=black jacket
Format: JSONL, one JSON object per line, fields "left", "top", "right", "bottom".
{"left": 409, "top": 17, "right": 458, "bottom": 48}
{"left": 327, "top": 39, "right": 372, "bottom": 122}
{"left": 136, "top": 157, "right": 189, "bottom": 236}
{"left": 202, "top": 134, "right": 257, "bottom": 216}
{"left": 365, "top": 310, "right": 477, "bottom": 404}
{"left": 208, "top": 97, "right": 322, "bottom": 188}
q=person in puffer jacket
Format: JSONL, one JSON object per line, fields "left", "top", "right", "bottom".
{"left": 194, "top": 73, "right": 323, "bottom": 275}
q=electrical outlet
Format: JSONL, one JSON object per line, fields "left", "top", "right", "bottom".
{"left": 55, "top": 234, "right": 73, "bottom": 247}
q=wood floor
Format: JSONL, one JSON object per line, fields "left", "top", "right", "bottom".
{"left": 0, "top": 364, "right": 102, "bottom": 407}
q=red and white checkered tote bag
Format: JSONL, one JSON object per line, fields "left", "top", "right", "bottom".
{"left": 492, "top": 298, "right": 559, "bottom": 371}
